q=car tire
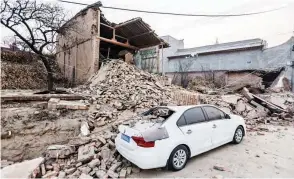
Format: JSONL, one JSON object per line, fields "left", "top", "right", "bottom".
{"left": 167, "top": 145, "right": 189, "bottom": 171}
{"left": 232, "top": 126, "right": 244, "bottom": 144}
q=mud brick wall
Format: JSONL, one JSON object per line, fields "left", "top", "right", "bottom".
{"left": 1, "top": 50, "right": 65, "bottom": 89}
{"left": 172, "top": 90, "right": 200, "bottom": 105}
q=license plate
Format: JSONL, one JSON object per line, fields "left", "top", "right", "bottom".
{"left": 121, "top": 133, "right": 130, "bottom": 143}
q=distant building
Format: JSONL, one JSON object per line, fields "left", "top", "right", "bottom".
{"left": 134, "top": 35, "right": 184, "bottom": 74}
{"left": 144, "top": 36, "right": 294, "bottom": 91}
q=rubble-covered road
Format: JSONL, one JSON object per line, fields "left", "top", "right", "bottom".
{"left": 132, "top": 125, "right": 294, "bottom": 178}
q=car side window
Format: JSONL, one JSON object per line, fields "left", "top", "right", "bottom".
{"left": 203, "top": 106, "right": 225, "bottom": 121}
{"left": 183, "top": 107, "right": 206, "bottom": 125}
{"left": 177, "top": 115, "right": 187, "bottom": 127}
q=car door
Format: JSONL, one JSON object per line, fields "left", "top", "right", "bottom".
{"left": 203, "top": 106, "right": 233, "bottom": 147}
{"left": 177, "top": 107, "right": 213, "bottom": 157}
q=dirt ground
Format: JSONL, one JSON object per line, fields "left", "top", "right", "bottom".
{"left": 131, "top": 124, "right": 294, "bottom": 178}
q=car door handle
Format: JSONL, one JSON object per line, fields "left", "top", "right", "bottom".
{"left": 212, "top": 124, "right": 217, "bottom": 128}
{"left": 187, "top": 129, "right": 192, "bottom": 134}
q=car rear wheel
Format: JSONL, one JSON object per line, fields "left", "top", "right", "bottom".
{"left": 168, "top": 145, "right": 189, "bottom": 171}
{"left": 232, "top": 126, "right": 244, "bottom": 144}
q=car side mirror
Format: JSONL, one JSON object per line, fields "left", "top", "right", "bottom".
{"left": 225, "top": 114, "right": 231, "bottom": 119}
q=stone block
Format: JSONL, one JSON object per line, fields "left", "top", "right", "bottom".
{"left": 78, "top": 144, "right": 95, "bottom": 162}
{"left": 79, "top": 173, "right": 93, "bottom": 179}
{"left": 88, "top": 159, "right": 100, "bottom": 168}
{"left": 45, "top": 145, "right": 75, "bottom": 159}
{"left": 65, "top": 168, "right": 76, "bottom": 175}
{"left": 42, "top": 171, "right": 58, "bottom": 178}
{"left": 119, "top": 168, "right": 127, "bottom": 178}
{"left": 1, "top": 157, "right": 44, "bottom": 179}
{"left": 95, "top": 170, "right": 106, "bottom": 178}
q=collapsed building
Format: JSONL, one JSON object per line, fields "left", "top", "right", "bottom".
{"left": 56, "top": 2, "right": 168, "bottom": 85}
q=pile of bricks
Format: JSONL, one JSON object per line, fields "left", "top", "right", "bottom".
{"left": 37, "top": 128, "right": 140, "bottom": 178}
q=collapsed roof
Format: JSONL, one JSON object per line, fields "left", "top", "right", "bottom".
{"left": 60, "top": 2, "right": 168, "bottom": 49}
{"left": 114, "top": 18, "right": 169, "bottom": 48}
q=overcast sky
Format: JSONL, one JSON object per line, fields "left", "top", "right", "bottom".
{"left": 1, "top": 0, "right": 294, "bottom": 48}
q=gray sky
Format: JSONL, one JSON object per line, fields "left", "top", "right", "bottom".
{"left": 1, "top": 0, "right": 294, "bottom": 48}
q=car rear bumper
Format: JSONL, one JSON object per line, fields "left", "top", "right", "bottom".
{"left": 115, "top": 135, "right": 167, "bottom": 169}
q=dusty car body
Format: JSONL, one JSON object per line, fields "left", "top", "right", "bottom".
{"left": 115, "top": 104, "right": 246, "bottom": 171}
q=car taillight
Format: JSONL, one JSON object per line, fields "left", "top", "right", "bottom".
{"left": 131, "top": 136, "right": 155, "bottom": 148}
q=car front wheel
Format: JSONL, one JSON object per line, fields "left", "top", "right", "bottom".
{"left": 233, "top": 126, "right": 244, "bottom": 144}
{"left": 168, "top": 145, "right": 189, "bottom": 171}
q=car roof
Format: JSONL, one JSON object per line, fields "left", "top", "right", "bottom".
{"left": 164, "top": 104, "right": 217, "bottom": 112}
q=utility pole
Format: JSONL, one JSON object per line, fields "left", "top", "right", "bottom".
{"left": 291, "top": 31, "right": 294, "bottom": 92}
{"left": 161, "top": 43, "right": 165, "bottom": 76}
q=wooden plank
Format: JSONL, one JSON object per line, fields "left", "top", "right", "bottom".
{"left": 251, "top": 94, "right": 287, "bottom": 112}
{"left": 97, "top": 36, "right": 138, "bottom": 50}
{"left": 1, "top": 94, "right": 85, "bottom": 102}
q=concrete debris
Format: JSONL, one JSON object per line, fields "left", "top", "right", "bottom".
{"left": 201, "top": 88, "right": 294, "bottom": 132}
{"left": 68, "top": 60, "right": 191, "bottom": 129}
{"left": 80, "top": 121, "right": 90, "bottom": 137}
{"left": 78, "top": 144, "right": 95, "bottom": 162}
{"left": 9, "top": 127, "right": 134, "bottom": 178}
{"left": 95, "top": 170, "right": 106, "bottom": 178}
{"left": 213, "top": 165, "right": 226, "bottom": 171}
{"left": 65, "top": 168, "right": 76, "bottom": 175}
{"left": 131, "top": 166, "right": 141, "bottom": 173}
{"left": 88, "top": 159, "right": 100, "bottom": 168}
{"left": 126, "top": 167, "right": 132, "bottom": 175}
{"left": 119, "top": 168, "right": 127, "bottom": 178}
{"left": 107, "top": 170, "right": 119, "bottom": 178}
{"left": 212, "top": 175, "right": 224, "bottom": 179}
{"left": 1, "top": 157, "right": 44, "bottom": 178}
{"left": 45, "top": 145, "right": 75, "bottom": 159}
{"left": 79, "top": 173, "right": 93, "bottom": 179}
{"left": 58, "top": 171, "right": 66, "bottom": 178}
{"left": 42, "top": 170, "right": 58, "bottom": 178}
{"left": 48, "top": 98, "right": 89, "bottom": 111}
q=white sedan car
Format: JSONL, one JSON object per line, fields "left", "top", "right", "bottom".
{"left": 115, "top": 104, "right": 246, "bottom": 171}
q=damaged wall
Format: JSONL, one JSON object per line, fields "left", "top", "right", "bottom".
{"left": 1, "top": 50, "right": 64, "bottom": 89}
{"left": 227, "top": 71, "right": 263, "bottom": 88}
{"left": 167, "top": 71, "right": 227, "bottom": 88}
{"left": 167, "top": 49, "right": 263, "bottom": 73}
{"left": 56, "top": 7, "right": 100, "bottom": 85}
{"left": 261, "top": 37, "right": 294, "bottom": 90}
{"left": 165, "top": 37, "right": 294, "bottom": 90}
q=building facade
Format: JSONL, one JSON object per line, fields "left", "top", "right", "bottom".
{"left": 56, "top": 2, "right": 167, "bottom": 85}
{"left": 147, "top": 36, "right": 294, "bottom": 90}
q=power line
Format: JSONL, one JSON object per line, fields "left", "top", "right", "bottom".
{"left": 58, "top": 0, "right": 284, "bottom": 17}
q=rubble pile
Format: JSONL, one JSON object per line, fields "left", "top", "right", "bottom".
{"left": 201, "top": 90, "right": 294, "bottom": 132}
{"left": 187, "top": 76, "right": 216, "bottom": 94}
{"left": 69, "top": 60, "right": 184, "bottom": 128}
{"left": 72, "top": 60, "right": 176, "bottom": 106}
{"left": 33, "top": 127, "right": 139, "bottom": 178}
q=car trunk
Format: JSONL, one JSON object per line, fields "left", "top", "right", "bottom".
{"left": 117, "top": 107, "right": 174, "bottom": 150}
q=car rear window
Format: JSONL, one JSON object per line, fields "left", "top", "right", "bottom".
{"left": 183, "top": 107, "right": 206, "bottom": 125}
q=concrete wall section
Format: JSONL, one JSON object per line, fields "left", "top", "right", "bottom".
{"left": 227, "top": 72, "right": 262, "bottom": 88}
{"left": 167, "top": 49, "right": 263, "bottom": 73}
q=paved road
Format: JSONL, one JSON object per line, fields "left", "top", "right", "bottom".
{"left": 131, "top": 125, "right": 294, "bottom": 178}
